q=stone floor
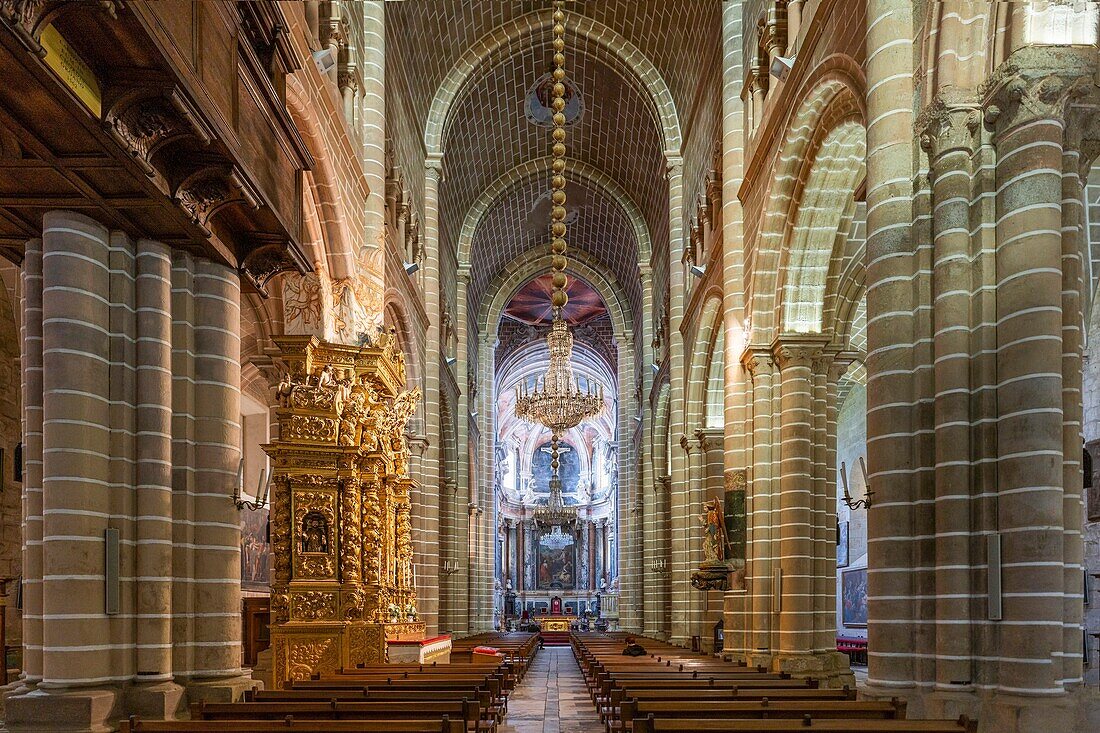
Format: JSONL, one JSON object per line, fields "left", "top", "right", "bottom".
{"left": 500, "top": 646, "right": 603, "bottom": 733}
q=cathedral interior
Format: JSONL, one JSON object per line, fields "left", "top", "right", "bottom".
{"left": 0, "top": 1, "right": 1099, "bottom": 732}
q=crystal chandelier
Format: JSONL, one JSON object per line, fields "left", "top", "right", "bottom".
{"left": 514, "top": 0, "right": 603, "bottom": 529}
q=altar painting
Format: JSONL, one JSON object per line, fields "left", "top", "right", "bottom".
{"left": 537, "top": 533, "right": 576, "bottom": 590}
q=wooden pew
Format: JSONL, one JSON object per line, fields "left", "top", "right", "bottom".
{"left": 121, "top": 715, "right": 466, "bottom": 733}
{"left": 192, "top": 699, "right": 492, "bottom": 733}
{"left": 618, "top": 699, "right": 905, "bottom": 729}
{"left": 631, "top": 716, "right": 978, "bottom": 733}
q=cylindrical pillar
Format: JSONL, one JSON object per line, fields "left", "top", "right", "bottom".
{"left": 134, "top": 240, "right": 174, "bottom": 681}
{"left": 39, "top": 211, "right": 114, "bottom": 686}
{"left": 20, "top": 237, "right": 44, "bottom": 684}
{"left": 864, "top": 0, "right": 918, "bottom": 690}
{"left": 744, "top": 351, "right": 775, "bottom": 655}
{"left": 418, "top": 156, "right": 443, "bottom": 633}
{"left": 189, "top": 260, "right": 243, "bottom": 679}
{"left": 924, "top": 111, "right": 978, "bottom": 686}
{"left": 991, "top": 98, "right": 1067, "bottom": 695}
{"left": 358, "top": 0, "right": 386, "bottom": 310}
{"left": 773, "top": 342, "right": 817, "bottom": 657}
{"left": 786, "top": 0, "right": 803, "bottom": 53}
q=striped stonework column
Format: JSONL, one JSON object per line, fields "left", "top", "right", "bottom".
{"left": 666, "top": 153, "right": 693, "bottom": 647}
{"left": 20, "top": 237, "right": 43, "bottom": 686}
{"left": 919, "top": 101, "right": 982, "bottom": 689}
{"left": 170, "top": 251, "right": 199, "bottom": 681}
{"left": 418, "top": 155, "right": 444, "bottom": 633}
{"left": 720, "top": 0, "right": 751, "bottom": 661}
{"left": 657, "top": 475, "right": 672, "bottom": 637}
{"left": 39, "top": 212, "right": 115, "bottom": 689}
{"left": 741, "top": 348, "right": 776, "bottom": 663}
{"left": 1060, "top": 114, "right": 1090, "bottom": 687}
{"left": 863, "top": 0, "right": 920, "bottom": 696}
{"left": 359, "top": 0, "right": 386, "bottom": 285}
{"left": 476, "top": 335, "right": 496, "bottom": 630}
{"left": 771, "top": 336, "right": 827, "bottom": 662}
{"left": 134, "top": 239, "right": 175, "bottom": 685}
{"left": 617, "top": 332, "right": 641, "bottom": 632}
{"left": 452, "top": 267, "right": 471, "bottom": 633}
{"left": 638, "top": 265, "right": 658, "bottom": 636}
{"left": 983, "top": 50, "right": 1092, "bottom": 698}
{"left": 187, "top": 259, "right": 248, "bottom": 694}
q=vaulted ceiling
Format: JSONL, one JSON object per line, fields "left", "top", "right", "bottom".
{"left": 386, "top": 0, "right": 721, "bottom": 318}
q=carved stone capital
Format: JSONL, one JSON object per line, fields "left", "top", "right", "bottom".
{"left": 338, "top": 69, "right": 359, "bottom": 94}
{"left": 916, "top": 97, "right": 981, "bottom": 159}
{"left": 665, "top": 154, "right": 684, "bottom": 179}
{"left": 771, "top": 336, "right": 831, "bottom": 371}
{"left": 982, "top": 47, "right": 1098, "bottom": 135}
{"left": 741, "top": 348, "right": 774, "bottom": 379}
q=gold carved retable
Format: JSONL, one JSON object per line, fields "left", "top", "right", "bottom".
{"left": 264, "top": 335, "right": 425, "bottom": 686}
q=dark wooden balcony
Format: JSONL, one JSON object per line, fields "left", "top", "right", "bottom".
{"left": 0, "top": 0, "right": 314, "bottom": 294}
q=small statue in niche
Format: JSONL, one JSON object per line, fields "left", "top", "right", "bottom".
{"left": 300, "top": 512, "right": 329, "bottom": 554}
{"left": 316, "top": 364, "right": 336, "bottom": 390}
{"left": 700, "top": 497, "right": 728, "bottom": 565}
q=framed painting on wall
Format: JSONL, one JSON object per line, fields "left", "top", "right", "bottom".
{"left": 841, "top": 567, "right": 868, "bottom": 627}
{"left": 837, "top": 521, "right": 850, "bottom": 568}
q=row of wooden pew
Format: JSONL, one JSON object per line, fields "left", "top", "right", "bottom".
{"left": 571, "top": 633, "right": 978, "bottom": 733}
{"left": 122, "top": 632, "right": 540, "bottom": 732}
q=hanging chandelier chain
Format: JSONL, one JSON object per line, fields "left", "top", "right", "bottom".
{"left": 548, "top": 0, "right": 569, "bottom": 317}
{"left": 515, "top": 0, "right": 603, "bottom": 531}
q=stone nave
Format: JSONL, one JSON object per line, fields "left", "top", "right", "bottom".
{"left": 0, "top": 1, "right": 1098, "bottom": 732}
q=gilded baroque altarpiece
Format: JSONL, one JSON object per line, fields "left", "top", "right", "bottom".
{"left": 264, "top": 335, "right": 425, "bottom": 686}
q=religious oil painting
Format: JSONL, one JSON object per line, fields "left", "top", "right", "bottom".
{"left": 842, "top": 567, "right": 868, "bottom": 627}
{"left": 537, "top": 531, "right": 576, "bottom": 590}
{"left": 240, "top": 508, "right": 271, "bottom": 591}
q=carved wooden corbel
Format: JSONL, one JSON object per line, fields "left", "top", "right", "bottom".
{"left": 240, "top": 233, "right": 311, "bottom": 297}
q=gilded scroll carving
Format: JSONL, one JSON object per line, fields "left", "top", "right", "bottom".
{"left": 293, "top": 591, "right": 338, "bottom": 621}
{"left": 287, "top": 638, "right": 339, "bottom": 681}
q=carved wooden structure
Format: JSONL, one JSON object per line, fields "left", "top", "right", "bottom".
{"left": 264, "top": 335, "right": 425, "bottom": 686}
{"left": 0, "top": 1, "right": 311, "bottom": 290}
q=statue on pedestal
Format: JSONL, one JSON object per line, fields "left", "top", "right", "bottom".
{"left": 692, "top": 497, "right": 731, "bottom": 591}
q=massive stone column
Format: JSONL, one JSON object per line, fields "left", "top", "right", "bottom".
{"left": 475, "top": 335, "right": 496, "bottom": 630}
{"left": 740, "top": 349, "right": 776, "bottom": 661}
{"left": 666, "top": 153, "right": 693, "bottom": 646}
{"left": 772, "top": 338, "right": 823, "bottom": 661}
{"left": 919, "top": 100, "right": 982, "bottom": 689}
{"left": 357, "top": 0, "right": 386, "bottom": 320}
{"left": 19, "top": 237, "right": 43, "bottom": 688}
{"left": 415, "top": 155, "right": 443, "bottom": 633}
{"left": 616, "top": 332, "right": 641, "bottom": 632}
{"left": 187, "top": 259, "right": 247, "bottom": 696}
{"left": 452, "top": 267, "right": 472, "bottom": 633}
{"left": 720, "top": 0, "right": 750, "bottom": 658}
{"left": 133, "top": 239, "right": 182, "bottom": 708}
{"left": 863, "top": 0, "right": 920, "bottom": 696}
{"left": 38, "top": 213, "right": 117, "bottom": 711}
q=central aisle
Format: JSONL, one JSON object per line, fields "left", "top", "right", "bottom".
{"left": 500, "top": 646, "right": 603, "bottom": 733}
